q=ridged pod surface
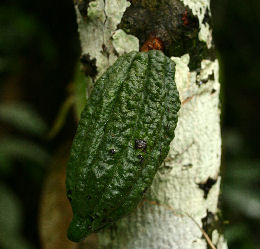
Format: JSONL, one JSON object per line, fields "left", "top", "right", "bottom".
{"left": 66, "top": 50, "right": 180, "bottom": 242}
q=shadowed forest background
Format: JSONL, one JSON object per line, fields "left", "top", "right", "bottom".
{"left": 0, "top": 0, "right": 259, "bottom": 248}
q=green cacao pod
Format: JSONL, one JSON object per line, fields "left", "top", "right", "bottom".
{"left": 66, "top": 50, "right": 180, "bottom": 242}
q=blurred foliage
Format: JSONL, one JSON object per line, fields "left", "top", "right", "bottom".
{"left": 0, "top": 137, "right": 50, "bottom": 169}
{"left": 47, "top": 63, "right": 88, "bottom": 139}
{"left": 211, "top": 0, "right": 260, "bottom": 248}
{"left": 221, "top": 131, "right": 260, "bottom": 249}
{"left": 0, "top": 0, "right": 259, "bottom": 248}
{"left": 0, "top": 103, "right": 47, "bottom": 136}
{"left": 0, "top": 102, "right": 50, "bottom": 249}
{"left": 0, "top": 184, "right": 33, "bottom": 249}
{"left": 0, "top": 0, "right": 79, "bottom": 248}
{"left": 0, "top": 6, "right": 56, "bottom": 76}
{"left": 47, "top": 96, "right": 74, "bottom": 139}
{"left": 73, "top": 64, "right": 90, "bottom": 120}
{"left": 0, "top": 103, "right": 50, "bottom": 174}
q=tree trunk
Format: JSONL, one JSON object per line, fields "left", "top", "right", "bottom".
{"left": 74, "top": 0, "right": 228, "bottom": 248}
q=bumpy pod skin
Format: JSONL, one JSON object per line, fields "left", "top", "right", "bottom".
{"left": 66, "top": 50, "right": 180, "bottom": 242}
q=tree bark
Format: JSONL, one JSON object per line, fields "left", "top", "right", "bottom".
{"left": 73, "top": 0, "right": 228, "bottom": 248}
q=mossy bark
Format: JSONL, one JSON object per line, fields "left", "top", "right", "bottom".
{"left": 73, "top": 0, "right": 228, "bottom": 248}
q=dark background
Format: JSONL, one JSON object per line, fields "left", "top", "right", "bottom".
{"left": 0, "top": 0, "right": 259, "bottom": 248}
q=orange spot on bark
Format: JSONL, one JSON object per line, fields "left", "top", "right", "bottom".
{"left": 141, "top": 36, "right": 164, "bottom": 52}
{"left": 182, "top": 10, "right": 189, "bottom": 25}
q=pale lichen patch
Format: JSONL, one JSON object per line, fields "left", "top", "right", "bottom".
{"left": 199, "top": 23, "right": 212, "bottom": 48}
{"left": 206, "top": 177, "right": 221, "bottom": 214}
{"left": 112, "top": 29, "right": 139, "bottom": 56}
{"left": 171, "top": 55, "right": 219, "bottom": 104}
{"left": 87, "top": 0, "right": 106, "bottom": 22}
{"left": 212, "top": 230, "right": 229, "bottom": 249}
{"left": 75, "top": 0, "right": 134, "bottom": 78}
{"left": 171, "top": 54, "right": 196, "bottom": 102}
{"left": 197, "top": 59, "right": 217, "bottom": 82}
{"left": 105, "top": 0, "right": 131, "bottom": 30}
{"left": 180, "top": 0, "right": 212, "bottom": 48}
{"left": 197, "top": 59, "right": 220, "bottom": 91}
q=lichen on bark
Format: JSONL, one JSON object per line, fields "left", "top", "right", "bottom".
{"left": 74, "top": 0, "right": 139, "bottom": 79}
